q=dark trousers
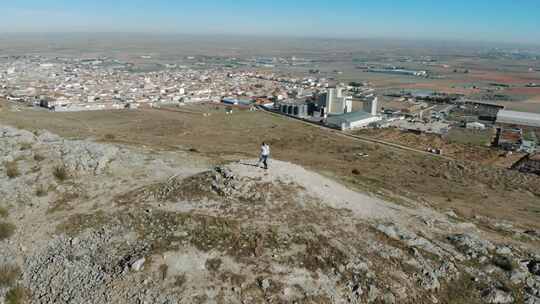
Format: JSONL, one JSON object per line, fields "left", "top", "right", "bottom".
{"left": 260, "top": 155, "right": 268, "bottom": 169}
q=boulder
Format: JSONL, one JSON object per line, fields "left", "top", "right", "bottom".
{"left": 131, "top": 258, "right": 146, "bottom": 271}
{"left": 481, "top": 287, "right": 514, "bottom": 304}
{"left": 526, "top": 277, "right": 540, "bottom": 298}
{"left": 37, "top": 130, "right": 62, "bottom": 143}
{"left": 447, "top": 233, "right": 494, "bottom": 259}
{"left": 525, "top": 295, "right": 540, "bottom": 304}
{"left": 495, "top": 246, "right": 512, "bottom": 256}
{"left": 376, "top": 224, "right": 443, "bottom": 257}
{"left": 528, "top": 261, "right": 540, "bottom": 276}
{"left": 60, "top": 141, "right": 120, "bottom": 175}
{"left": 510, "top": 269, "right": 530, "bottom": 284}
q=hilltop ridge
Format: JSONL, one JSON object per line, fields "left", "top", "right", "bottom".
{"left": 1, "top": 125, "right": 540, "bottom": 303}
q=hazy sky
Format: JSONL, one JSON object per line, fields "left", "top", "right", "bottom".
{"left": 0, "top": 0, "right": 539, "bottom": 44}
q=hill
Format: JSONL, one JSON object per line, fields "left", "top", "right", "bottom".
{"left": 1, "top": 124, "right": 540, "bottom": 303}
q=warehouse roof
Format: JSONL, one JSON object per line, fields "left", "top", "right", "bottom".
{"left": 327, "top": 111, "right": 373, "bottom": 123}
{"left": 497, "top": 110, "right": 540, "bottom": 127}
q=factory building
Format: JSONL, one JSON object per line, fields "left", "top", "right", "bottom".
{"left": 318, "top": 87, "right": 352, "bottom": 115}
{"left": 496, "top": 110, "right": 540, "bottom": 128}
{"left": 221, "top": 97, "right": 253, "bottom": 107}
{"left": 495, "top": 128, "right": 523, "bottom": 151}
{"left": 367, "top": 68, "right": 428, "bottom": 77}
{"left": 362, "top": 96, "right": 378, "bottom": 116}
{"left": 458, "top": 100, "right": 504, "bottom": 121}
{"left": 275, "top": 101, "right": 309, "bottom": 118}
{"left": 326, "top": 96, "right": 381, "bottom": 130}
{"left": 326, "top": 111, "right": 381, "bottom": 130}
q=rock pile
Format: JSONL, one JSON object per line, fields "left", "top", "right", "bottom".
{"left": 23, "top": 228, "right": 152, "bottom": 303}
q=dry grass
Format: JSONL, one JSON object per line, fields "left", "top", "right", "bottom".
{"left": 52, "top": 165, "right": 69, "bottom": 182}
{"left": 5, "top": 161, "right": 20, "bottom": 179}
{"left": 447, "top": 128, "right": 494, "bottom": 146}
{"left": 219, "top": 271, "right": 246, "bottom": 286}
{"left": 116, "top": 171, "right": 220, "bottom": 205}
{"left": 55, "top": 210, "right": 108, "bottom": 236}
{"left": 47, "top": 191, "right": 79, "bottom": 214}
{"left": 356, "top": 128, "right": 500, "bottom": 164}
{"left": 173, "top": 274, "right": 187, "bottom": 288}
{"left": 5, "top": 286, "right": 30, "bottom": 304}
{"left": 205, "top": 258, "right": 222, "bottom": 272}
{"left": 492, "top": 255, "right": 518, "bottom": 272}
{"left": 33, "top": 153, "right": 45, "bottom": 162}
{"left": 0, "top": 265, "right": 20, "bottom": 287}
{"left": 35, "top": 184, "right": 48, "bottom": 197}
{"left": 1, "top": 105, "right": 540, "bottom": 229}
{"left": 292, "top": 230, "right": 348, "bottom": 273}
{"left": 158, "top": 264, "right": 168, "bottom": 281}
{"left": 0, "top": 222, "right": 16, "bottom": 240}
{"left": 103, "top": 133, "right": 116, "bottom": 141}
{"left": 438, "top": 273, "right": 483, "bottom": 304}
{"left": 58, "top": 207, "right": 291, "bottom": 263}
{"left": 19, "top": 142, "right": 33, "bottom": 151}
{"left": 0, "top": 206, "right": 8, "bottom": 218}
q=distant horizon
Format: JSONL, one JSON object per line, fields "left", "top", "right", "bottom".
{"left": 0, "top": 32, "right": 539, "bottom": 49}
{"left": 0, "top": 1, "right": 539, "bottom": 46}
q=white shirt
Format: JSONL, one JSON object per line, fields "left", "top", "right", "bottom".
{"left": 261, "top": 144, "right": 270, "bottom": 156}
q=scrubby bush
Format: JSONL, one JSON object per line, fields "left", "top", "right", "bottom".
{"left": 492, "top": 255, "right": 518, "bottom": 272}
{"left": 35, "top": 185, "right": 48, "bottom": 197}
{"left": 5, "top": 161, "right": 20, "bottom": 179}
{"left": 53, "top": 165, "right": 69, "bottom": 182}
{"left": 33, "top": 153, "right": 45, "bottom": 162}
{"left": 158, "top": 264, "right": 168, "bottom": 280}
{"left": 205, "top": 258, "right": 222, "bottom": 272}
{"left": 0, "top": 265, "right": 20, "bottom": 287}
{"left": 5, "top": 286, "right": 29, "bottom": 304}
{"left": 174, "top": 274, "right": 186, "bottom": 287}
{"left": 19, "top": 143, "right": 33, "bottom": 151}
{"left": 0, "top": 222, "right": 16, "bottom": 240}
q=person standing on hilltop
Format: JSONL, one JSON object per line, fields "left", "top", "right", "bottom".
{"left": 257, "top": 142, "right": 270, "bottom": 170}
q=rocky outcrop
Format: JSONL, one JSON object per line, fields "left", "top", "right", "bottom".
{"left": 1, "top": 125, "right": 540, "bottom": 304}
{"left": 481, "top": 286, "right": 514, "bottom": 304}
{"left": 447, "top": 233, "right": 495, "bottom": 259}
{"left": 23, "top": 228, "right": 150, "bottom": 304}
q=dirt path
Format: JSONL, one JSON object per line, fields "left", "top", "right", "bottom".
{"left": 230, "top": 159, "right": 404, "bottom": 220}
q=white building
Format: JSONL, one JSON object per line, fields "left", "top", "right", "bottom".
{"left": 320, "top": 87, "right": 352, "bottom": 115}
{"left": 363, "top": 96, "right": 378, "bottom": 116}
{"left": 497, "top": 110, "right": 540, "bottom": 128}
{"left": 466, "top": 122, "right": 486, "bottom": 130}
{"left": 326, "top": 111, "right": 382, "bottom": 130}
{"left": 326, "top": 96, "right": 381, "bottom": 130}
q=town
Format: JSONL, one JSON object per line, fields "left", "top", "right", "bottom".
{"left": 1, "top": 54, "right": 539, "bottom": 176}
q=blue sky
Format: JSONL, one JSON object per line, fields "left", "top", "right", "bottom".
{"left": 0, "top": 0, "right": 539, "bottom": 44}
